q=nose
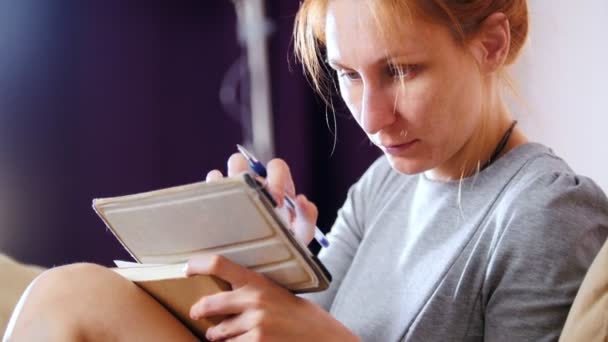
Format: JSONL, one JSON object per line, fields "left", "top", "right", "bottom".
{"left": 359, "top": 83, "right": 396, "bottom": 135}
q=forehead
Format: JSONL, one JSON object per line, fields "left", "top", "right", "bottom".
{"left": 325, "top": 0, "right": 452, "bottom": 65}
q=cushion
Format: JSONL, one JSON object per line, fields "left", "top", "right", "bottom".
{"left": 0, "top": 254, "right": 44, "bottom": 338}
{"left": 560, "top": 239, "right": 608, "bottom": 341}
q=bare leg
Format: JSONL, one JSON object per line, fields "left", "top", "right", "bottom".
{"left": 4, "top": 263, "right": 198, "bottom": 341}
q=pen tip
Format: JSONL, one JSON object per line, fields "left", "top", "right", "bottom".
{"left": 236, "top": 144, "right": 257, "bottom": 162}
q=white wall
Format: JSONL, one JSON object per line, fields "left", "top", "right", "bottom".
{"left": 510, "top": 1, "right": 608, "bottom": 192}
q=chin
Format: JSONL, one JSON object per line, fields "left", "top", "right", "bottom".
{"left": 384, "top": 154, "right": 430, "bottom": 175}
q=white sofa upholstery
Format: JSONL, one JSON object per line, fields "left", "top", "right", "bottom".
{"left": 0, "top": 254, "right": 44, "bottom": 339}
{"left": 559, "top": 239, "right": 608, "bottom": 341}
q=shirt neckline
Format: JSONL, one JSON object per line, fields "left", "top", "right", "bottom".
{"left": 418, "top": 142, "right": 549, "bottom": 187}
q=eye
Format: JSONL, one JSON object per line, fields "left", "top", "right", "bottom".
{"left": 337, "top": 69, "right": 361, "bottom": 81}
{"left": 387, "top": 64, "right": 418, "bottom": 80}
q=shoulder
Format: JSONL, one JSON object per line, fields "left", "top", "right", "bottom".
{"left": 491, "top": 144, "right": 608, "bottom": 268}
{"left": 501, "top": 144, "right": 608, "bottom": 223}
{"left": 482, "top": 147, "right": 608, "bottom": 337}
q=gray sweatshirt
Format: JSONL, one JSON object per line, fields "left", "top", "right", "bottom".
{"left": 303, "top": 143, "right": 608, "bottom": 341}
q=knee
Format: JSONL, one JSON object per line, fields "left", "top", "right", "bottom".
{"left": 26, "top": 263, "right": 130, "bottom": 306}
{"left": 37, "top": 262, "right": 112, "bottom": 280}
{"left": 5, "top": 263, "right": 124, "bottom": 340}
{"left": 32, "top": 263, "right": 108, "bottom": 288}
{"left": 35, "top": 262, "right": 107, "bottom": 283}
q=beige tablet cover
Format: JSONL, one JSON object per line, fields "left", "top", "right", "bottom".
{"left": 92, "top": 174, "right": 330, "bottom": 293}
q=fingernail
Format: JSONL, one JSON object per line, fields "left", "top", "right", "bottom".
{"left": 190, "top": 308, "right": 199, "bottom": 320}
{"left": 205, "top": 328, "right": 215, "bottom": 341}
{"left": 191, "top": 301, "right": 206, "bottom": 320}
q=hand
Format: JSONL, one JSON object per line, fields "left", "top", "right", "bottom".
{"left": 205, "top": 153, "right": 318, "bottom": 245}
{"left": 187, "top": 255, "right": 360, "bottom": 342}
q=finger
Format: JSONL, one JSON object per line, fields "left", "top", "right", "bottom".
{"left": 293, "top": 195, "right": 318, "bottom": 245}
{"left": 190, "top": 288, "right": 249, "bottom": 320}
{"left": 224, "top": 328, "right": 263, "bottom": 342}
{"left": 206, "top": 169, "right": 224, "bottom": 182}
{"left": 274, "top": 205, "right": 293, "bottom": 229}
{"left": 265, "top": 158, "right": 295, "bottom": 207}
{"left": 205, "top": 310, "right": 261, "bottom": 342}
{"left": 227, "top": 153, "right": 249, "bottom": 177}
{"left": 186, "top": 255, "right": 258, "bottom": 289}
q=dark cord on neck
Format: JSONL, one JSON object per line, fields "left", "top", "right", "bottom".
{"left": 481, "top": 120, "right": 518, "bottom": 171}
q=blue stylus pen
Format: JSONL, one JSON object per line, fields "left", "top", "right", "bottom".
{"left": 236, "top": 144, "right": 330, "bottom": 248}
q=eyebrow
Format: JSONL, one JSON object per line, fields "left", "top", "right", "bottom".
{"left": 327, "top": 53, "right": 419, "bottom": 69}
{"left": 326, "top": 59, "right": 347, "bottom": 69}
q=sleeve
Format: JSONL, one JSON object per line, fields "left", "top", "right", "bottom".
{"left": 483, "top": 172, "right": 608, "bottom": 341}
{"left": 301, "top": 157, "right": 389, "bottom": 311}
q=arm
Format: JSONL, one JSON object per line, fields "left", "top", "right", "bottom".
{"left": 198, "top": 153, "right": 365, "bottom": 341}
{"left": 208, "top": 152, "right": 382, "bottom": 311}
{"left": 299, "top": 182, "right": 367, "bottom": 310}
{"left": 301, "top": 156, "right": 388, "bottom": 310}
{"left": 186, "top": 255, "right": 361, "bottom": 342}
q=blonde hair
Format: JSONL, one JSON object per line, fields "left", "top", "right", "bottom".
{"left": 294, "top": 0, "right": 528, "bottom": 104}
{"left": 294, "top": 0, "right": 529, "bottom": 176}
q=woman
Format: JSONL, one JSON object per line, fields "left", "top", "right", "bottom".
{"left": 5, "top": 0, "right": 608, "bottom": 341}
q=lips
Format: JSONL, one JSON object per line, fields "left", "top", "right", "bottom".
{"left": 381, "top": 139, "right": 419, "bottom": 155}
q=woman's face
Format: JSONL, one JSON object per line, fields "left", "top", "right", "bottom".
{"left": 325, "top": 0, "right": 485, "bottom": 178}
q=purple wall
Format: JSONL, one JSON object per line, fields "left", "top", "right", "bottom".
{"left": 0, "top": 0, "right": 379, "bottom": 268}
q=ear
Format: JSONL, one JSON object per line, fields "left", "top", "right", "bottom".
{"left": 468, "top": 12, "right": 511, "bottom": 74}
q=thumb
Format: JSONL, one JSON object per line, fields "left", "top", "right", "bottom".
{"left": 185, "top": 255, "right": 254, "bottom": 289}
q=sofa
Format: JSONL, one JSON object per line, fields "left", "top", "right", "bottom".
{"left": 559, "top": 239, "right": 608, "bottom": 341}
{"left": 0, "top": 254, "right": 44, "bottom": 339}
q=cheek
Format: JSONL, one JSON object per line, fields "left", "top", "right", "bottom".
{"left": 441, "top": 76, "right": 482, "bottom": 131}
{"left": 394, "top": 81, "right": 441, "bottom": 129}
{"left": 394, "top": 76, "right": 471, "bottom": 151}
{"left": 422, "top": 76, "right": 482, "bottom": 151}
{"left": 414, "top": 74, "right": 470, "bottom": 125}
